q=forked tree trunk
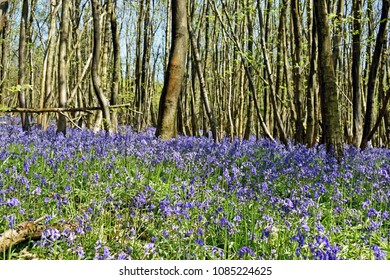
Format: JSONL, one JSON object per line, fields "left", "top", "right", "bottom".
{"left": 156, "top": 0, "right": 188, "bottom": 139}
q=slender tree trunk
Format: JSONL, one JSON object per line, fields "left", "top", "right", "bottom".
{"left": 306, "top": 0, "right": 317, "bottom": 146}
{"left": 243, "top": 0, "right": 254, "bottom": 140}
{"left": 108, "top": 0, "right": 120, "bottom": 133}
{"left": 314, "top": 0, "right": 343, "bottom": 157}
{"left": 18, "top": 0, "right": 30, "bottom": 131}
{"left": 56, "top": 0, "right": 70, "bottom": 135}
{"left": 188, "top": 24, "right": 217, "bottom": 141}
{"left": 361, "top": 0, "right": 390, "bottom": 149}
{"left": 291, "top": 0, "right": 304, "bottom": 143}
{"left": 256, "top": 0, "right": 287, "bottom": 143}
{"left": 332, "top": 0, "right": 344, "bottom": 72}
{"left": 352, "top": 0, "right": 363, "bottom": 147}
{"left": 91, "top": 0, "right": 112, "bottom": 133}
{"left": 0, "top": 0, "right": 9, "bottom": 106}
{"left": 156, "top": 0, "right": 188, "bottom": 139}
{"left": 39, "top": 1, "right": 59, "bottom": 129}
{"left": 134, "top": 1, "right": 145, "bottom": 130}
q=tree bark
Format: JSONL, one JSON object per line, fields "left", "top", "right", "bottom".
{"left": 57, "top": 0, "right": 69, "bottom": 135}
{"left": 361, "top": 0, "right": 390, "bottom": 149}
{"left": 352, "top": 0, "right": 363, "bottom": 147}
{"left": 314, "top": 0, "right": 343, "bottom": 157}
{"left": 39, "top": 1, "right": 60, "bottom": 129}
{"left": 0, "top": 0, "right": 9, "bottom": 106}
{"left": 108, "top": 0, "right": 120, "bottom": 133}
{"left": 91, "top": 0, "right": 112, "bottom": 133}
{"left": 291, "top": 0, "right": 305, "bottom": 143}
{"left": 188, "top": 24, "right": 217, "bottom": 141}
{"left": 156, "top": 0, "right": 188, "bottom": 140}
{"left": 18, "top": 0, "right": 30, "bottom": 131}
{"left": 305, "top": 0, "right": 317, "bottom": 147}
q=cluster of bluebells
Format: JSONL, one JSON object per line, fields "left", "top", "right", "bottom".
{"left": 0, "top": 116, "right": 389, "bottom": 260}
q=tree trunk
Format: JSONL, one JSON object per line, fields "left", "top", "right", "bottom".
{"left": 352, "top": 0, "right": 363, "bottom": 147}
{"left": 361, "top": 0, "right": 389, "bottom": 149}
{"left": 305, "top": 0, "right": 317, "bottom": 147}
{"left": 332, "top": 0, "right": 344, "bottom": 72}
{"left": 108, "top": 0, "right": 120, "bottom": 133}
{"left": 39, "top": 1, "right": 59, "bottom": 130}
{"left": 291, "top": 0, "right": 305, "bottom": 143}
{"left": 314, "top": 0, "right": 343, "bottom": 157}
{"left": 0, "top": 0, "right": 9, "bottom": 106}
{"left": 18, "top": 0, "right": 30, "bottom": 131}
{"left": 156, "top": 0, "right": 188, "bottom": 140}
{"left": 188, "top": 25, "right": 217, "bottom": 141}
{"left": 57, "top": 0, "right": 69, "bottom": 135}
{"left": 91, "top": 0, "right": 112, "bottom": 133}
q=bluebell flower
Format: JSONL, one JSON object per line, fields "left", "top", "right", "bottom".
{"left": 291, "top": 229, "right": 305, "bottom": 249}
{"left": 6, "top": 197, "right": 20, "bottom": 207}
{"left": 144, "top": 243, "right": 155, "bottom": 254}
{"left": 102, "top": 246, "right": 113, "bottom": 259}
{"left": 219, "top": 217, "right": 230, "bottom": 228}
{"left": 162, "top": 230, "right": 169, "bottom": 239}
{"left": 32, "top": 187, "right": 41, "bottom": 195}
{"left": 7, "top": 214, "right": 15, "bottom": 228}
{"left": 75, "top": 246, "right": 85, "bottom": 259}
{"left": 117, "top": 252, "right": 130, "bottom": 260}
{"left": 371, "top": 245, "right": 386, "bottom": 260}
{"left": 195, "top": 239, "right": 204, "bottom": 246}
{"left": 367, "top": 208, "right": 379, "bottom": 217}
{"left": 211, "top": 247, "right": 224, "bottom": 258}
{"left": 238, "top": 246, "right": 255, "bottom": 258}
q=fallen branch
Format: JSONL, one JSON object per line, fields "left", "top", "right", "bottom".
{"left": 0, "top": 217, "right": 77, "bottom": 253}
{"left": 2, "top": 103, "right": 143, "bottom": 114}
{"left": 0, "top": 221, "right": 44, "bottom": 253}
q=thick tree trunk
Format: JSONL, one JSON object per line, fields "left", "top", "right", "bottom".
{"left": 314, "top": 0, "right": 343, "bottom": 157}
{"left": 57, "top": 0, "right": 69, "bottom": 135}
{"left": 156, "top": 0, "right": 188, "bottom": 140}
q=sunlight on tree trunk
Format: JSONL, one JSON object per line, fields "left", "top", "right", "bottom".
{"left": 156, "top": 0, "right": 188, "bottom": 140}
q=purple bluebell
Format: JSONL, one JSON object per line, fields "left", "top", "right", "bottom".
{"left": 238, "top": 246, "right": 255, "bottom": 258}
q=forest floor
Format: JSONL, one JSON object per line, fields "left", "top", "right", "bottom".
{"left": 0, "top": 117, "right": 389, "bottom": 260}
